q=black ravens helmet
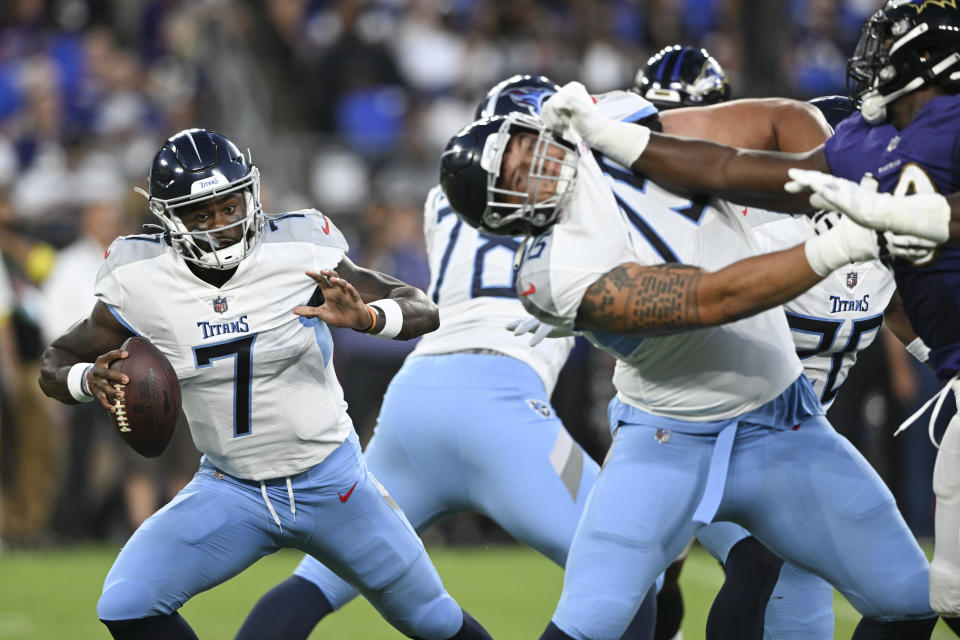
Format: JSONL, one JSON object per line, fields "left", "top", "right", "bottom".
{"left": 808, "top": 95, "right": 859, "bottom": 132}
{"left": 634, "top": 45, "right": 730, "bottom": 110}
{"left": 848, "top": 0, "right": 960, "bottom": 124}
{"left": 474, "top": 74, "right": 560, "bottom": 119}
{"left": 137, "top": 129, "right": 263, "bottom": 269}
{"left": 440, "top": 113, "right": 578, "bottom": 237}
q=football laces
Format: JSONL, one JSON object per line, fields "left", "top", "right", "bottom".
{"left": 113, "top": 384, "right": 130, "bottom": 432}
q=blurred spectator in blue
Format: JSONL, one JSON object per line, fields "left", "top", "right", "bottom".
{"left": 787, "top": 0, "right": 865, "bottom": 97}
{"left": 305, "top": 0, "right": 408, "bottom": 159}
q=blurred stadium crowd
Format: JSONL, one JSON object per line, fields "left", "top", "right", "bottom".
{"left": 0, "top": 0, "right": 946, "bottom": 548}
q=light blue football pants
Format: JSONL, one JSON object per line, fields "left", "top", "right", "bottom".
{"left": 551, "top": 387, "right": 932, "bottom": 640}
{"left": 293, "top": 353, "right": 600, "bottom": 608}
{"left": 96, "top": 431, "right": 466, "bottom": 639}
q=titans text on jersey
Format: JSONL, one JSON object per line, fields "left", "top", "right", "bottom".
{"left": 95, "top": 211, "right": 352, "bottom": 480}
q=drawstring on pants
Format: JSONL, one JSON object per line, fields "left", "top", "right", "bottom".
{"left": 259, "top": 477, "right": 297, "bottom": 531}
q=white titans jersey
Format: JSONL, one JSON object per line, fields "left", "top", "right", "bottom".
{"left": 747, "top": 212, "right": 895, "bottom": 408}
{"left": 410, "top": 186, "right": 573, "bottom": 395}
{"left": 410, "top": 93, "right": 656, "bottom": 393}
{"left": 516, "top": 151, "right": 802, "bottom": 421}
{"left": 95, "top": 210, "right": 353, "bottom": 480}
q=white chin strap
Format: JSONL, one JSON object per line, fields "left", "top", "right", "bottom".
{"left": 860, "top": 76, "right": 923, "bottom": 124}
{"left": 862, "top": 53, "right": 960, "bottom": 125}
{"left": 174, "top": 191, "right": 259, "bottom": 269}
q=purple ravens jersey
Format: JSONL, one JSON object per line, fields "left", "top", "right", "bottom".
{"left": 824, "top": 93, "right": 960, "bottom": 380}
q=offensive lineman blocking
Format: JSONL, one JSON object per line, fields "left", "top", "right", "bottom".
{"left": 441, "top": 97, "right": 935, "bottom": 638}
{"left": 541, "top": 0, "right": 960, "bottom": 623}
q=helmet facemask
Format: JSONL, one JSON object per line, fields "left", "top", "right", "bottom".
{"left": 139, "top": 165, "right": 264, "bottom": 270}
{"left": 848, "top": 6, "right": 960, "bottom": 124}
{"left": 480, "top": 114, "right": 579, "bottom": 236}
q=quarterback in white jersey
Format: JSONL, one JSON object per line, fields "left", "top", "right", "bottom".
{"left": 93, "top": 210, "right": 354, "bottom": 480}
{"left": 236, "top": 75, "right": 658, "bottom": 640}
{"left": 439, "top": 84, "right": 936, "bottom": 639}
{"left": 38, "top": 129, "right": 493, "bottom": 640}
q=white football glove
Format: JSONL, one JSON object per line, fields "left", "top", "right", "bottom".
{"left": 881, "top": 231, "right": 938, "bottom": 265}
{"left": 804, "top": 214, "right": 881, "bottom": 276}
{"left": 809, "top": 209, "right": 841, "bottom": 236}
{"left": 785, "top": 168, "right": 950, "bottom": 244}
{"left": 810, "top": 210, "right": 936, "bottom": 265}
{"left": 505, "top": 317, "right": 577, "bottom": 347}
{"left": 542, "top": 81, "right": 651, "bottom": 167}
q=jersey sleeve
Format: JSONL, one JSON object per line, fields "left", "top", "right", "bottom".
{"left": 421, "top": 186, "right": 445, "bottom": 261}
{"left": 262, "top": 209, "right": 347, "bottom": 250}
{"left": 262, "top": 209, "right": 348, "bottom": 270}
{"left": 595, "top": 90, "right": 659, "bottom": 123}
{"left": 516, "top": 151, "right": 642, "bottom": 327}
{"left": 94, "top": 248, "right": 124, "bottom": 310}
{"left": 822, "top": 116, "right": 871, "bottom": 182}
{"left": 94, "top": 235, "right": 166, "bottom": 334}
{"left": 516, "top": 226, "right": 635, "bottom": 329}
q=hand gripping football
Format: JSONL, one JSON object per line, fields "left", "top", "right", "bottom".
{"left": 108, "top": 336, "right": 182, "bottom": 457}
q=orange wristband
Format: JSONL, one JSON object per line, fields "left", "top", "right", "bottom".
{"left": 362, "top": 304, "right": 377, "bottom": 333}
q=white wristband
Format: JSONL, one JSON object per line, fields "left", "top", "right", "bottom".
{"left": 589, "top": 119, "right": 651, "bottom": 168}
{"left": 67, "top": 362, "right": 95, "bottom": 403}
{"left": 368, "top": 298, "right": 403, "bottom": 339}
{"left": 803, "top": 231, "right": 847, "bottom": 277}
{"left": 906, "top": 337, "right": 931, "bottom": 363}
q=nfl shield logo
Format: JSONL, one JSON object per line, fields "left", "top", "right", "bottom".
{"left": 213, "top": 296, "right": 228, "bottom": 314}
{"left": 526, "top": 399, "right": 552, "bottom": 418}
{"left": 846, "top": 272, "right": 858, "bottom": 289}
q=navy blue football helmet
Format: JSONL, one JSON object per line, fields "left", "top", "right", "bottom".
{"left": 848, "top": 0, "right": 960, "bottom": 124}
{"left": 634, "top": 45, "right": 730, "bottom": 110}
{"left": 808, "top": 95, "right": 859, "bottom": 132}
{"left": 138, "top": 129, "right": 263, "bottom": 269}
{"left": 474, "top": 74, "right": 560, "bottom": 119}
{"left": 440, "top": 113, "right": 578, "bottom": 237}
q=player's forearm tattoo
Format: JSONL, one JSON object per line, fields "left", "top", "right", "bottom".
{"left": 578, "top": 263, "right": 703, "bottom": 334}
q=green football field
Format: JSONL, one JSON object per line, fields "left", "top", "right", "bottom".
{"left": 0, "top": 543, "right": 951, "bottom": 639}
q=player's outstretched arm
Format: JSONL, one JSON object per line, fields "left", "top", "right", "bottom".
{"left": 786, "top": 169, "right": 955, "bottom": 244}
{"left": 543, "top": 82, "right": 829, "bottom": 212}
{"left": 575, "top": 216, "right": 881, "bottom": 336}
{"left": 883, "top": 290, "right": 919, "bottom": 348}
{"left": 38, "top": 300, "right": 134, "bottom": 409}
{"left": 311, "top": 255, "right": 439, "bottom": 340}
{"left": 660, "top": 97, "right": 830, "bottom": 154}
{"left": 575, "top": 251, "right": 817, "bottom": 336}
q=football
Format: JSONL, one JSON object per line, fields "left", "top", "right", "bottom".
{"left": 108, "top": 336, "right": 182, "bottom": 458}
